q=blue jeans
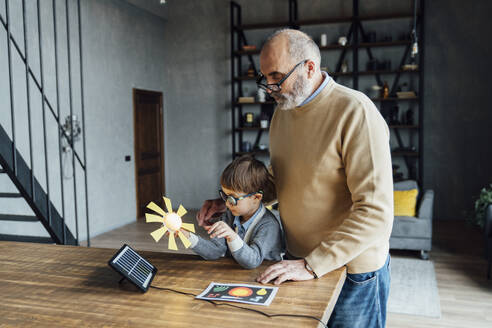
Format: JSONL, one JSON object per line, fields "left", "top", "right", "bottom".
{"left": 328, "top": 255, "right": 391, "bottom": 328}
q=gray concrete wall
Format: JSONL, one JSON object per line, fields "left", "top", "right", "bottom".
{"left": 0, "top": 0, "right": 167, "bottom": 239}
{"left": 159, "top": 0, "right": 230, "bottom": 209}
{"left": 423, "top": 0, "right": 492, "bottom": 219}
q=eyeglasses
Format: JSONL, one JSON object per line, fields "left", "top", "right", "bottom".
{"left": 219, "top": 189, "right": 263, "bottom": 206}
{"left": 256, "top": 59, "right": 308, "bottom": 92}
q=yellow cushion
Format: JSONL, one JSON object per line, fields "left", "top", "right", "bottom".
{"left": 394, "top": 189, "right": 418, "bottom": 217}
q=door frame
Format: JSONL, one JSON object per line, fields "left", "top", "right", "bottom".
{"left": 133, "top": 88, "right": 165, "bottom": 219}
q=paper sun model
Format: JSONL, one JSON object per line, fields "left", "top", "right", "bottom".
{"left": 145, "top": 197, "right": 196, "bottom": 250}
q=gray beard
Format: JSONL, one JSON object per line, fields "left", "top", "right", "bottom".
{"left": 273, "top": 75, "right": 313, "bottom": 111}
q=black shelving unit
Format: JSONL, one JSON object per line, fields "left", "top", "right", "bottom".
{"left": 230, "top": 0, "right": 424, "bottom": 184}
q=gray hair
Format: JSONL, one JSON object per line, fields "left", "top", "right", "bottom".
{"left": 264, "top": 29, "right": 321, "bottom": 68}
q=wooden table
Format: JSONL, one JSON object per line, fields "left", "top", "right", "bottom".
{"left": 0, "top": 241, "right": 346, "bottom": 327}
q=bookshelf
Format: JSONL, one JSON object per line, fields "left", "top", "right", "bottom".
{"left": 230, "top": 0, "right": 424, "bottom": 183}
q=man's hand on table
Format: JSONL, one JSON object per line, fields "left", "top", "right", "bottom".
{"left": 196, "top": 198, "right": 226, "bottom": 227}
{"left": 256, "top": 259, "right": 315, "bottom": 285}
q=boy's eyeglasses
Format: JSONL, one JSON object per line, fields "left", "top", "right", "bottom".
{"left": 256, "top": 59, "right": 308, "bottom": 92}
{"left": 219, "top": 190, "right": 263, "bottom": 206}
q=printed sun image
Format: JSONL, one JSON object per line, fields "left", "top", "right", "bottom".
{"left": 145, "top": 197, "right": 196, "bottom": 250}
{"left": 228, "top": 287, "right": 253, "bottom": 297}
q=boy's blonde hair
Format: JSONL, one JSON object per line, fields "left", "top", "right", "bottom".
{"left": 220, "top": 155, "right": 276, "bottom": 204}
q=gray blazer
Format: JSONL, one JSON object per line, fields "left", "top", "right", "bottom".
{"left": 191, "top": 206, "right": 284, "bottom": 269}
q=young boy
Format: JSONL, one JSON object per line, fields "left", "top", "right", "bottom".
{"left": 183, "top": 155, "right": 283, "bottom": 269}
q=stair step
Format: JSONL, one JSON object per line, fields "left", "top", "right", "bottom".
{"left": 0, "top": 214, "right": 38, "bottom": 222}
{"left": 0, "top": 234, "right": 53, "bottom": 244}
{"left": 0, "top": 124, "right": 77, "bottom": 245}
{"left": 0, "top": 192, "right": 22, "bottom": 198}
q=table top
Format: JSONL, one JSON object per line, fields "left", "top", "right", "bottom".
{"left": 0, "top": 241, "right": 346, "bottom": 328}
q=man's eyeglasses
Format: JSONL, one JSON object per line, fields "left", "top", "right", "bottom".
{"left": 219, "top": 189, "right": 263, "bottom": 206}
{"left": 256, "top": 59, "right": 308, "bottom": 92}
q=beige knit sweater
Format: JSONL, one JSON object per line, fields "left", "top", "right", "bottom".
{"left": 269, "top": 78, "right": 394, "bottom": 276}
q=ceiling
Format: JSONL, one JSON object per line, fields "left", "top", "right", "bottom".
{"left": 122, "top": 0, "right": 169, "bottom": 20}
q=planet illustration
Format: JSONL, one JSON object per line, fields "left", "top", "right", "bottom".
{"left": 257, "top": 288, "right": 267, "bottom": 295}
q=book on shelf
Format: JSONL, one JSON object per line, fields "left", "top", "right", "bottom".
{"left": 238, "top": 96, "right": 255, "bottom": 103}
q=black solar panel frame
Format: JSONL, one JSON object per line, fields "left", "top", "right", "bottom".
{"left": 108, "top": 244, "right": 158, "bottom": 292}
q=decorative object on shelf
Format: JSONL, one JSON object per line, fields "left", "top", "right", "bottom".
{"left": 402, "top": 64, "right": 418, "bottom": 71}
{"left": 396, "top": 82, "right": 408, "bottom": 92}
{"left": 404, "top": 109, "right": 414, "bottom": 125}
{"left": 258, "top": 143, "right": 268, "bottom": 150}
{"left": 238, "top": 96, "right": 255, "bottom": 103}
{"left": 247, "top": 64, "right": 255, "bottom": 77}
{"left": 320, "top": 33, "right": 327, "bottom": 47}
{"left": 241, "top": 141, "right": 252, "bottom": 152}
{"left": 392, "top": 165, "right": 404, "bottom": 181}
{"left": 243, "top": 112, "right": 254, "bottom": 127}
{"left": 242, "top": 45, "right": 256, "bottom": 51}
{"left": 370, "top": 84, "right": 382, "bottom": 98}
{"left": 259, "top": 112, "right": 269, "bottom": 128}
{"left": 389, "top": 105, "right": 400, "bottom": 124}
{"left": 382, "top": 81, "right": 389, "bottom": 99}
{"left": 257, "top": 88, "right": 266, "bottom": 103}
{"left": 396, "top": 91, "right": 417, "bottom": 99}
{"left": 338, "top": 36, "right": 347, "bottom": 46}
{"left": 341, "top": 60, "right": 349, "bottom": 73}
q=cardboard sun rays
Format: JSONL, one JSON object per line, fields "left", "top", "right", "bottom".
{"left": 145, "top": 197, "right": 195, "bottom": 250}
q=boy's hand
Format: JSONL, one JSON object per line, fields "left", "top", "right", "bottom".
{"left": 205, "top": 221, "right": 237, "bottom": 242}
{"left": 180, "top": 229, "right": 190, "bottom": 238}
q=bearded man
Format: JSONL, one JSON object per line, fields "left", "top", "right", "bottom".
{"left": 198, "top": 29, "right": 394, "bottom": 328}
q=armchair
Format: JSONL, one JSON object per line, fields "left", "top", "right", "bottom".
{"left": 390, "top": 180, "right": 435, "bottom": 260}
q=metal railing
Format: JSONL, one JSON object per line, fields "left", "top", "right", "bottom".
{"left": 0, "top": 0, "right": 90, "bottom": 246}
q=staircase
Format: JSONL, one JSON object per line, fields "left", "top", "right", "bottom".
{"left": 0, "top": 0, "right": 88, "bottom": 245}
{"left": 0, "top": 125, "right": 77, "bottom": 244}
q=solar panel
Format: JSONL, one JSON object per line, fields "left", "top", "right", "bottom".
{"left": 108, "top": 244, "right": 157, "bottom": 292}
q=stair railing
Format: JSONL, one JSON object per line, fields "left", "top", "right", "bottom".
{"left": 0, "top": 0, "right": 90, "bottom": 246}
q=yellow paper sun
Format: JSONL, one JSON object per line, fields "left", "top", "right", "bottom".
{"left": 145, "top": 197, "right": 195, "bottom": 250}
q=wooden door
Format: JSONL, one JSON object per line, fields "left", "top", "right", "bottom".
{"left": 133, "top": 89, "right": 164, "bottom": 219}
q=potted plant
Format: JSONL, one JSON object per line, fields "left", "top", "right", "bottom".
{"left": 469, "top": 184, "right": 492, "bottom": 279}
{"left": 469, "top": 184, "right": 492, "bottom": 229}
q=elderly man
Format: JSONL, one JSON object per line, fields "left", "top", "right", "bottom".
{"left": 197, "top": 29, "right": 393, "bottom": 327}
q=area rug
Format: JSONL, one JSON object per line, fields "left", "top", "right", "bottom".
{"left": 388, "top": 257, "right": 441, "bottom": 318}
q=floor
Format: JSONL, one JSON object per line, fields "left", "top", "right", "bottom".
{"left": 87, "top": 215, "right": 492, "bottom": 327}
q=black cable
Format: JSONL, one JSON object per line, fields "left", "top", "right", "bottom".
{"left": 150, "top": 285, "right": 329, "bottom": 328}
